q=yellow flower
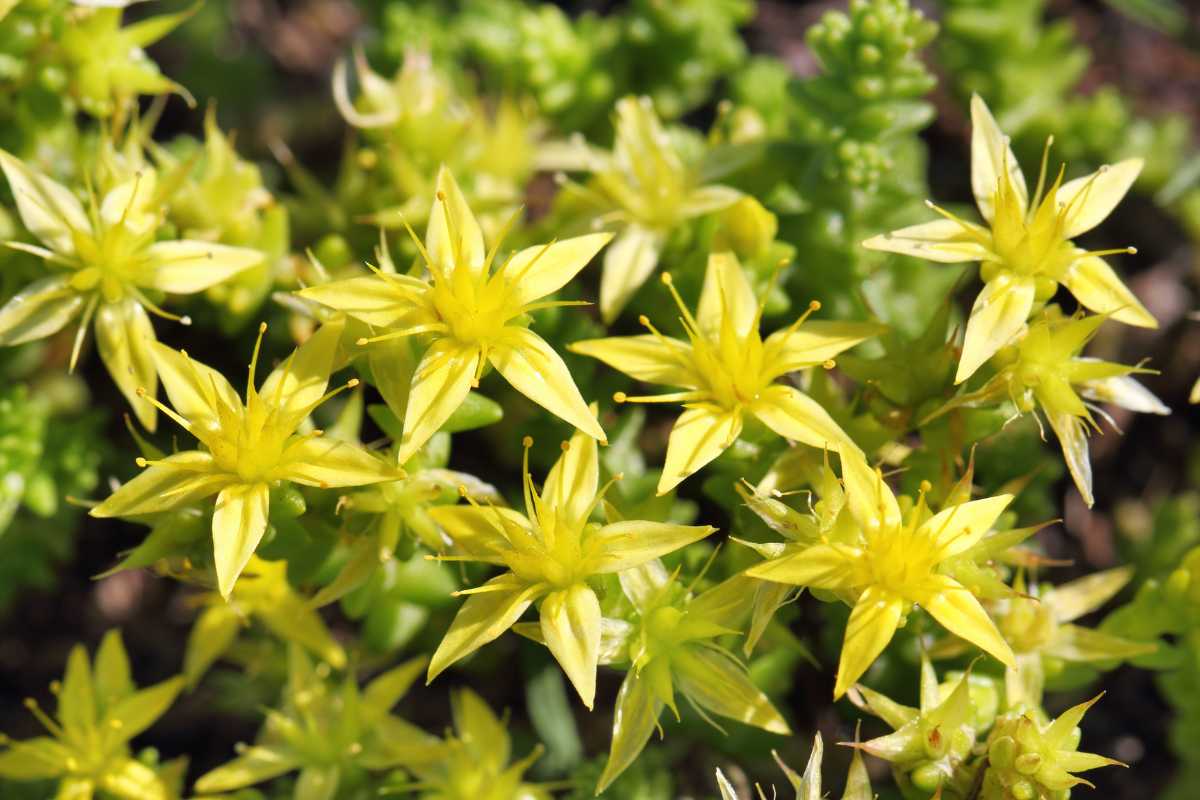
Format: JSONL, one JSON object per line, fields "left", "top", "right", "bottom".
{"left": 570, "top": 251, "right": 878, "bottom": 495}
{"left": 298, "top": 167, "right": 611, "bottom": 463}
{"left": 863, "top": 94, "right": 1156, "bottom": 384}
{"left": 557, "top": 95, "right": 743, "bottom": 322}
{"left": 747, "top": 445, "right": 1017, "bottom": 698}
{"left": 0, "top": 151, "right": 263, "bottom": 429}
{"left": 90, "top": 319, "right": 399, "bottom": 597}
{"left": 426, "top": 427, "right": 715, "bottom": 709}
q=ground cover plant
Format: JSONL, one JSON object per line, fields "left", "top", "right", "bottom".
{"left": 0, "top": 0, "right": 1198, "bottom": 798}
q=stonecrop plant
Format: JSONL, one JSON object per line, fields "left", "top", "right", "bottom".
{"left": 1, "top": 1, "right": 1194, "bottom": 799}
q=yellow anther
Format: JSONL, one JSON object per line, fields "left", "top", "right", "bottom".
{"left": 823, "top": 359, "right": 836, "bottom": 370}
{"left": 613, "top": 391, "right": 628, "bottom": 403}
{"left": 522, "top": 435, "right": 534, "bottom": 448}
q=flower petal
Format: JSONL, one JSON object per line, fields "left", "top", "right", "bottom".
{"left": 673, "top": 645, "right": 790, "bottom": 734}
{"left": 540, "top": 584, "right": 602, "bottom": 709}
{"left": 427, "top": 574, "right": 543, "bottom": 682}
{"left": 599, "top": 223, "right": 664, "bottom": 324}
{"left": 862, "top": 218, "right": 993, "bottom": 263}
{"left": 427, "top": 166, "right": 485, "bottom": 276}
{"left": 1060, "top": 254, "right": 1157, "bottom": 328}
{"left": 1057, "top": 159, "right": 1142, "bottom": 238}
{"left": 657, "top": 405, "right": 742, "bottom": 495}
{"left": 592, "top": 520, "right": 716, "bottom": 573}
{"left": 970, "top": 94, "right": 1027, "bottom": 221}
{"left": 142, "top": 240, "right": 263, "bottom": 294}
{"left": 259, "top": 317, "right": 345, "bottom": 426}
{"left": 750, "top": 384, "right": 855, "bottom": 452}
{"left": 920, "top": 574, "right": 1015, "bottom": 667}
{"left": 183, "top": 605, "right": 241, "bottom": 687}
{"left": 151, "top": 343, "right": 241, "bottom": 433}
{"left": 763, "top": 320, "right": 884, "bottom": 375}
{"left": 396, "top": 339, "right": 480, "bottom": 464}
{"left": 95, "top": 298, "right": 159, "bottom": 431}
{"left": 297, "top": 275, "right": 427, "bottom": 328}
{"left": 568, "top": 333, "right": 697, "bottom": 387}
{"left": 922, "top": 494, "right": 1013, "bottom": 559}
{"left": 956, "top": 275, "right": 1036, "bottom": 384}
{"left": 838, "top": 445, "right": 901, "bottom": 532}
{"left": 1049, "top": 566, "right": 1135, "bottom": 623}
{"left": 0, "top": 150, "right": 89, "bottom": 254}
{"left": 1078, "top": 373, "right": 1169, "bottom": 415}
{"left": 488, "top": 327, "right": 605, "bottom": 441}
{"left": 0, "top": 737, "right": 72, "bottom": 780}
{"left": 596, "top": 669, "right": 664, "bottom": 795}
{"left": 194, "top": 746, "right": 300, "bottom": 794}
{"left": 102, "top": 676, "right": 185, "bottom": 741}
{"left": 697, "top": 251, "right": 757, "bottom": 338}
{"left": 541, "top": 425, "right": 599, "bottom": 525}
{"left": 90, "top": 451, "right": 229, "bottom": 517}
{"left": 273, "top": 437, "right": 394, "bottom": 487}
{"left": 504, "top": 232, "right": 612, "bottom": 306}
{"left": 1046, "top": 407, "right": 1094, "bottom": 507}
{"left": 834, "top": 586, "right": 904, "bottom": 698}
{"left": 212, "top": 482, "right": 270, "bottom": 599}
{"left": 428, "top": 505, "right": 522, "bottom": 564}
{"left": 680, "top": 184, "right": 742, "bottom": 217}
{"left": 745, "top": 543, "right": 857, "bottom": 590}
{"left": 0, "top": 274, "right": 86, "bottom": 346}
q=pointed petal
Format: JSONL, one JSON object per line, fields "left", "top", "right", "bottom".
{"left": 1046, "top": 407, "right": 1094, "bottom": 507}
{"left": 922, "top": 494, "right": 1013, "bottom": 559}
{"left": 427, "top": 574, "right": 542, "bottom": 682}
{"left": 617, "top": 560, "right": 671, "bottom": 614}
{"left": 657, "top": 406, "right": 742, "bottom": 495}
{"left": 0, "top": 150, "right": 89, "bottom": 254}
{"left": 505, "top": 232, "right": 612, "bottom": 306}
{"left": 567, "top": 334, "right": 696, "bottom": 387}
{"left": 396, "top": 339, "right": 479, "bottom": 463}
{"left": 94, "top": 630, "right": 133, "bottom": 699}
{"left": 542, "top": 426, "right": 598, "bottom": 525}
{"left": 1057, "top": 750, "right": 1123, "bottom": 773}
{"left": 956, "top": 276, "right": 1036, "bottom": 384}
{"left": 540, "top": 585, "right": 602, "bottom": 709}
{"left": 362, "top": 656, "right": 427, "bottom": 719}
{"left": 194, "top": 746, "right": 300, "bottom": 794}
{"left": 259, "top": 317, "right": 344, "bottom": 426}
{"left": 599, "top": 224, "right": 663, "bottom": 324}
{"left": 428, "top": 167, "right": 485, "bottom": 275}
{"left": 592, "top": 521, "right": 716, "bottom": 573}
{"left": 751, "top": 384, "right": 854, "bottom": 452}
{"left": 142, "top": 241, "right": 262, "bottom": 294}
{"left": 970, "top": 94, "right": 1027, "bottom": 221}
{"left": 95, "top": 298, "right": 158, "bottom": 431}
{"left": 697, "top": 252, "right": 757, "bottom": 338}
{"left": 428, "top": 505, "right": 522, "bottom": 564}
{"left": 183, "top": 604, "right": 240, "bottom": 686}
{"left": 680, "top": 184, "right": 741, "bottom": 217}
{"left": 1050, "top": 567, "right": 1135, "bottom": 623}
{"left": 297, "top": 275, "right": 426, "bottom": 328}
{"left": 834, "top": 587, "right": 904, "bottom": 698}
{"left": 1061, "top": 255, "right": 1157, "bottom": 328}
{"left": 842, "top": 746, "right": 874, "bottom": 800}
{"left": 1050, "top": 624, "right": 1157, "bottom": 662}
{"left": 838, "top": 445, "right": 902, "bottom": 532}
{"left": 274, "top": 437, "right": 393, "bottom": 487}
{"left": 1057, "top": 159, "right": 1143, "bottom": 238}
{"left": 103, "top": 676, "right": 185, "bottom": 741}
{"left": 675, "top": 645, "right": 790, "bottom": 734}
{"left": 746, "top": 544, "right": 857, "bottom": 590}
{"left": 920, "top": 575, "right": 1015, "bottom": 667}
{"left": 862, "top": 218, "right": 992, "bottom": 263}
{"left": 488, "top": 327, "right": 604, "bottom": 441}
{"left": 151, "top": 343, "right": 241, "bottom": 432}
{"left": 212, "top": 483, "right": 270, "bottom": 598}
{"left": 451, "top": 687, "right": 511, "bottom": 766}
{"left": 763, "top": 320, "right": 885, "bottom": 375}
{"left": 715, "top": 769, "right": 740, "bottom": 800}
{"left": 0, "top": 737, "right": 71, "bottom": 779}
{"left": 1045, "top": 694, "right": 1104, "bottom": 749}
{"left": 295, "top": 767, "right": 339, "bottom": 800}
{"left": 1079, "top": 373, "right": 1169, "bottom": 415}
{"left": 596, "top": 669, "right": 664, "bottom": 794}
{"left": 58, "top": 643, "right": 96, "bottom": 731}
{"left": 90, "top": 451, "right": 228, "bottom": 517}
{"left": 0, "top": 274, "right": 85, "bottom": 345}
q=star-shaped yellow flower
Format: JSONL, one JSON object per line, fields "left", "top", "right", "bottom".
{"left": 426, "top": 427, "right": 715, "bottom": 709}
{"left": 298, "top": 167, "right": 611, "bottom": 463}
{"left": 570, "top": 251, "right": 879, "bottom": 495}
{"left": 863, "top": 94, "right": 1156, "bottom": 384}
{"left": 91, "top": 319, "right": 399, "bottom": 597}
{"left": 747, "top": 445, "right": 1017, "bottom": 698}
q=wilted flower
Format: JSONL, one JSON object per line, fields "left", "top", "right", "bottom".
{"left": 195, "top": 647, "right": 441, "bottom": 798}
{"left": 747, "top": 444, "right": 1017, "bottom": 698}
{"left": 298, "top": 167, "right": 611, "bottom": 463}
{"left": 863, "top": 94, "right": 1156, "bottom": 384}
{"left": 0, "top": 630, "right": 184, "bottom": 800}
{"left": 0, "top": 150, "right": 262, "bottom": 429}
{"left": 427, "top": 426, "right": 715, "bottom": 708}
{"left": 90, "top": 319, "right": 399, "bottom": 597}
{"left": 571, "top": 252, "right": 878, "bottom": 494}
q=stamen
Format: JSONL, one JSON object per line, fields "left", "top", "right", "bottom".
{"left": 296, "top": 378, "right": 361, "bottom": 420}
{"left": 435, "top": 189, "right": 465, "bottom": 271}
{"left": 1077, "top": 246, "right": 1137, "bottom": 260}
{"left": 685, "top": 540, "right": 723, "bottom": 595}
{"left": 355, "top": 323, "right": 448, "bottom": 346}
{"left": 483, "top": 207, "right": 524, "bottom": 276}
{"left": 23, "top": 698, "right": 64, "bottom": 738}
{"left": 822, "top": 359, "right": 836, "bottom": 370}
{"left": 521, "top": 299, "right": 592, "bottom": 313}
{"left": 782, "top": 300, "right": 823, "bottom": 336}
{"left": 660, "top": 273, "right": 701, "bottom": 338}
{"left": 247, "top": 321, "right": 267, "bottom": 400}
{"left": 127, "top": 286, "right": 191, "bottom": 325}
{"left": 636, "top": 314, "right": 695, "bottom": 373}
{"left": 392, "top": 210, "right": 436, "bottom": 277}
{"left": 135, "top": 386, "right": 195, "bottom": 433}
{"left": 580, "top": 471, "right": 624, "bottom": 522}
{"left": 752, "top": 258, "right": 789, "bottom": 331}
{"left": 521, "top": 436, "right": 537, "bottom": 525}
{"left": 1031, "top": 136, "right": 1054, "bottom": 211}
{"left": 614, "top": 390, "right": 707, "bottom": 404}
{"left": 924, "top": 200, "right": 985, "bottom": 239}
